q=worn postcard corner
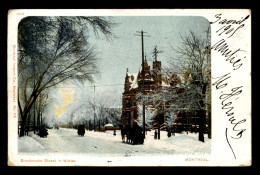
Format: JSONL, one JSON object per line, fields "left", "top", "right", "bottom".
{"left": 7, "top": 9, "right": 251, "bottom": 167}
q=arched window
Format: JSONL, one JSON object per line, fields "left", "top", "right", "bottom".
{"left": 126, "top": 101, "right": 132, "bottom": 108}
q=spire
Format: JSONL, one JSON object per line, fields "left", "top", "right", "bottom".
{"left": 124, "top": 68, "right": 130, "bottom": 91}
{"left": 126, "top": 68, "right": 128, "bottom": 76}
{"left": 144, "top": 55, "right": 149, "bottom": 70}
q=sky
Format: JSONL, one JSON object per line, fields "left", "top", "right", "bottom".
{"left": 52, "top": 16, "right": 210, "bottom": 117}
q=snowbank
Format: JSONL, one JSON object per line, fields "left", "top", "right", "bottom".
{"left": 104, "top": 123, "right": 113, "bottom": 127}
{"left": 18, "top": 135, "right": 45, "bottom": 152}
{"left": 18, "top": 128, "right": 211, "bottom": 156}
{"left": 163, "top": 132, "right": 211, "bottom": 155}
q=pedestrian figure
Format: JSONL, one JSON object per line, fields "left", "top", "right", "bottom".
{"left": 121, "top": 128, "right": 126, "bottom": 142}
{"left": 25, "top": 126, "right": 29, "bottom": 136}
{"left": 167, "top": 130, "right": 171, "bottom": 138}
{"left": 154, "top": 130, "right": 158, "bottom": 140}
{"left": 113, "top": 130, "right": 116, "bottom": 136}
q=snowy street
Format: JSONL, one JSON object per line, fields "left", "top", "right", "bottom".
{"left": 19, "top": 128, "right": 211, "bottom": 157}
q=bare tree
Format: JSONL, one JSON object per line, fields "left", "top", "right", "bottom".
{"left": 137, "top": 91, "right": 168, "bottom": 139}
{"left": 138, "top": 30, "right": 211, "bottom": 142}
{"left": 34, "top": 91, "right": 50, "bottom": 131}
{"left": 18, "top": 16, "right": 116, "bottom": 136}
{"left": 136, "top": 105, "right": 155, "bottom": 131}
{"left": 166, "top": 30, "right": 211, "bottom": 142}
{"left": 56, "top": 89, "right": 120, "bottom": 131}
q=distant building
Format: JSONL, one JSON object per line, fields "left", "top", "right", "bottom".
{"left": 121, "top": 56, "right": 179, "bottom": 130}
{"left": 104, "top": 123, "right": 114, "bottom": 130}
{"left": 121, "top": 53, "right": 208, "bottom": 133}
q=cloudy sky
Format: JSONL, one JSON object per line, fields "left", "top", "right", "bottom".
{"left": 51, "top": 16, "right": 210, "bottom": 117}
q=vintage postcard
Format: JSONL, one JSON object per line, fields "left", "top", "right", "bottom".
{"left": 7, "top": 9, "right": 251, "bottom": 166}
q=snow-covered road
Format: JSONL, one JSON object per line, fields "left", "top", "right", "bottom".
{"left": 19, "top": 128, "right": 211, "bottom": 157}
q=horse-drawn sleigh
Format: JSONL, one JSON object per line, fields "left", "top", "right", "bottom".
{"left": 121, "top": 122, "right": 144, "bottom": 145}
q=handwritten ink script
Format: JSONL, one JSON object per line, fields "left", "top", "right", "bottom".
{"left": 211, "top": 39, "right": 246, "bottom": 71}
{"left": 210, "top": 13, "right": 250, "bottom": 38}
{"left": 211, "top": 13, "right": 250, "bottom": 159}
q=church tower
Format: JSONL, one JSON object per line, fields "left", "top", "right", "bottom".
{"left": 153, "top": 60, "right": 162, "bottom": 90}
{"left": 137, "top": 56, "right": 154, "bottom": 94}
{"left": 152, "top": 46, "right": 163, "bottom": 90}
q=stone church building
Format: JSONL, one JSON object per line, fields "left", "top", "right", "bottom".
{"left": 121, "top": 56, "right": 179, "bottom": 130}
